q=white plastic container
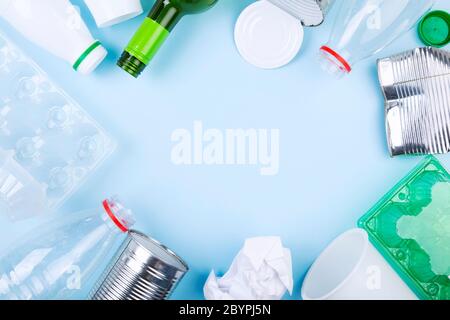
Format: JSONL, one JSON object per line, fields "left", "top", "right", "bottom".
{"left": 301, "top": 229, "right": 417, "bottom": 300}
{"left": 0, "top": 31, "right": 116, "bottom": 221}
{"left": 84, "top": 0, "right": 143, "bottom": 28}
{"left": 0, "top": 0, "right": 107, "bottom": 74}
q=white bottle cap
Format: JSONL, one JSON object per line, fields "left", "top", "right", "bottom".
{"left": 85, "top": 0, "right": 143, "bottom": 28}
{"left": 74, "top": 42, "right": 108, "bottom": 75}
{"left": 235, "top": 0, "right": 303, "bottom": 69}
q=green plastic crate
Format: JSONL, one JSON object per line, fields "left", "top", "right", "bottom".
{"left": 359, "top": 156, "right": 450, "bottom": 300}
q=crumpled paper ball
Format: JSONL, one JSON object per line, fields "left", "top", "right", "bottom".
{"left": 204, "top": 236, "right": 293, "bottom": 300}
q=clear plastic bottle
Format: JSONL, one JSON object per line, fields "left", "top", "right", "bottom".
{"left": 0, "top": 196, "right": 134, "bottom": 300}
{"left": 319, "top": 0, "right": 435, "bottom": 76}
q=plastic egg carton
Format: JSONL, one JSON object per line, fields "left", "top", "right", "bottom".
{"left": 0, "top": 31, "right": 115, "bottom": 220}
{"left": 359, "top": 156, "right": 450, "bottom": 300}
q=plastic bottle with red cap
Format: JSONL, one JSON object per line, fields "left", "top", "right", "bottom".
{"left": 0, "top": 196, "right": 134, "bottom": 300}
{"left": 319, "top": 0, "right": 436, "bottom": 77}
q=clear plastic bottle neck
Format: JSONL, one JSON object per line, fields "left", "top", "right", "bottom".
{"left": 101, "top": 196, "right": 135, "bottom": 233}
{"left": 318, "top": 46, "right": 352, "bottom": 78}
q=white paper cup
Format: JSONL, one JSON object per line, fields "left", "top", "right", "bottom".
{"left": 301, "top": 228, "right": 418, "bottom": 300}
{"left": 84, "top": 0, "right": 143, "bottom": 28}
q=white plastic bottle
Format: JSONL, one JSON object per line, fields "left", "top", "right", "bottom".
{"left": 0, "top": 0, "right": 107, "bottom": 74}
{"left": 319, "top": 0, "right": 435, "bottom": 77}
{"left": 0, "top": 196, "right": 134, "bottom": 300}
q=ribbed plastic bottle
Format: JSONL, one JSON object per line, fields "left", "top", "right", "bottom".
{"left": 118, "top": 0, "right": 218, "bottom": 77}
{"left": 319, "top": 0, "right": 435, "bottom": 77}
{"left": 0, "top": 197, "right": 134, "bottom": 300}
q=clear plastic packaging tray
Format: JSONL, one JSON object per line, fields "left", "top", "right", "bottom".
{"left": 0, "top": 31, "right": 115, "bottom": 220}
{"left": 359, "top": 156, "right": 450, "bottom": 300}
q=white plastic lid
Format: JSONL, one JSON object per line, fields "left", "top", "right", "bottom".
{"left": 85, "top": 0, "right": 143, "bottom": 28}
{"left": 76, "top": 44, "right": 107, "bottom": 75}
{"left": 235, "top": 0, "right": 304, "bottom": 69}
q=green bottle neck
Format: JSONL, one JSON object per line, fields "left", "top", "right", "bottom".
{"left": 118, "top": 0, "right": 218, "bottom": 77}
{"left": 148, "top": 0, "right": 184, "bottom": 32}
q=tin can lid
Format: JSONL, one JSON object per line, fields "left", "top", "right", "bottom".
{"left": 234, "top": 0, "right": 303, "bottom": 69}
{"left": 418, "top": 10, "right": 450, "bottom": 48}
{"left": 129, "top": 230, "right": 188, "bottom": 273}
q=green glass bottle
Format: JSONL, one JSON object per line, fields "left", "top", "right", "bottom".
{"left": 118, "top": 0, "right": 218, "bottom": 77}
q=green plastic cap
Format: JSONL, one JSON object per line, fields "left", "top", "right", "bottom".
{"left": 418, "top": 10, "right": 450, "bottom": 48}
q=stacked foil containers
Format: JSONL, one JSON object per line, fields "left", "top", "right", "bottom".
{"left": 378, "top": 47, "right": 450, "bottom": 156}
{"left": 90, "top": 231, "right": 188, "bottom": 300}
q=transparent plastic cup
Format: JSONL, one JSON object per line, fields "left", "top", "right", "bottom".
{"left": 301, "top": 229, "right": 417, "bottom": 300}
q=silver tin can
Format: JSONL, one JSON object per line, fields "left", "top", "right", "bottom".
{"left": 268, "top": 0, "right": 334, "bottom": 26}
{"left": 90, "top": 230, "right": 188, "bottom": 300}
{"left": 378, "top": 47, "right": 450, "bottom": 156}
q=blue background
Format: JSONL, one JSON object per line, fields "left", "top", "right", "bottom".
{"left": 0, "top": 0, "right": 449, "bottom": 300}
